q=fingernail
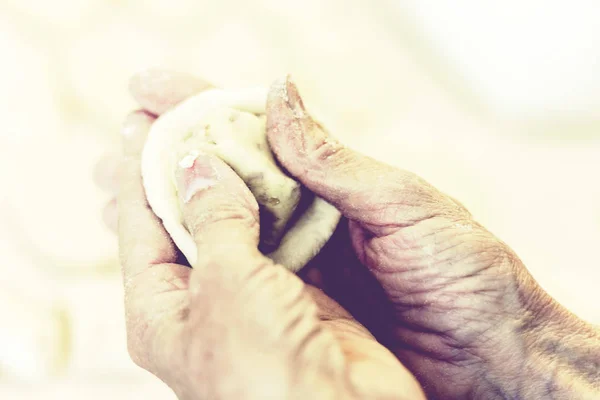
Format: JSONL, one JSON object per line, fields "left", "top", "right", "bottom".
{"left": 266, "top": 75, "right": 312, "bottom": 167}
{"left": 270, "top": 75, "right": 306, "bottom": 118}
{"left": 121, "top": 111, "right": 154, "bottom": 156}
{"left": 267, "top": 76, "right": 342, "bottom": 164}
{"left": 267, "top": 75, "right": 307, "bottom": 139}
{"left": 284, "top": 75, "right": 307, "bottom": 117}
{"left": 175, "top": 151, "right": 220, "bottom": 203}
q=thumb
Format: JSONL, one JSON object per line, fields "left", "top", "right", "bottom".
{"left": 174, "top": 152, "right": 422, "bottom": 399}
{"left": 175, "top": 152, "right": 316, "bottom": 350}
{"left": 174, "top": 152, "right": 354, "bottom": 397}
{"left": 266, "top": 76, "right": 462, "bottom": 234}
{"left": 176, "top": 151, "right": 261, "bottom": 258}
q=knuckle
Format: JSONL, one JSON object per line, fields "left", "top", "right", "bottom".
{"left": 189, "top": 203, "right": 258, "bottom": 234}
{"left": 309, "top": 136, "right": 344, "bottom": 163}
{"left": 447, "top": 224, "right": 517, "bottom": 275}
{"left": 379, "top": 172, "right": 471, "bottom": 224}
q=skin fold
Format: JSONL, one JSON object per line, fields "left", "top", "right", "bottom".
{"left": 96, "top": 69, "right": 600, "bottom": 400}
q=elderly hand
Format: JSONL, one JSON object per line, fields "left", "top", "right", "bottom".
{"left": 109, "top": 71, "right": 424, "bottom": 400}
{"left": 265, "top": 77, "right": 600, "bottom": 399}
{"left": 97, "top": 70, "right": 600, "bottom": 400}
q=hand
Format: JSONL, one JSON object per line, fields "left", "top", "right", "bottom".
{"left": 266, "top": 77, "right": 600, "bottom": 399}
{"left": 113, "top": 71, "right": 425, "bottom": 400}
{"left": 97, "top": 70, "right": 600, "bottom": 400}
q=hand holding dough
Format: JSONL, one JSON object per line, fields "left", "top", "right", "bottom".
{"left": 141, "top": 83, "right": 341, "bottom": 272}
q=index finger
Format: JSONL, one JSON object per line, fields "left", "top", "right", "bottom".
{"left": 118, "top": 73, "right": 211, "bottom": 292}
{"left": 119, "top": 71, "right": 214, "bottom": 276}
{"left": 117, "top": 111, "right": 191, "bottom": 372}
{"left": 117, "top": 71, "right": 217, "bottom": 373}
{"left": 117, "top": 111, "right": 179, "bottom": 276}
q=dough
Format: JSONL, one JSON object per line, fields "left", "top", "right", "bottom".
{"left": 141, "top": 87, "right": 341, "bottom": 272}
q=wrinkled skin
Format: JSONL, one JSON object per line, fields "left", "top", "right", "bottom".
{"left": 96, "top": 70, "right": 600, "bottom": 400}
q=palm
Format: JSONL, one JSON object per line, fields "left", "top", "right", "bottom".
{"left": 129, "top": 260, "right": 424, "bottom": 400}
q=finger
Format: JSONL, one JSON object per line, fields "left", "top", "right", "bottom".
{"left": 175, "top": 151, "right": 260, "bottom": 260}
{"left": 266, "top": 76, "right": 463, "bottom": 235}
{"left": 94, "top": 153, "right": 121, "bottom": 194}
{"left": 118, "top": 110, "right": 178, "bottom": 275}
{"left": 117, "top": 110, "right": 191, "bottom": 373}
{"left": 176, "top": 153, "right": 341, "bottom": 392}
{"left": 102, "top": 198, "right": 118, "bottom": 233}
{"left": 129, "top": 69, "right": 213, "bottom": 116}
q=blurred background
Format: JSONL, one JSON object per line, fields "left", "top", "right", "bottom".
{"left": 0, "top": 0, "right": 599, "bottom": 398}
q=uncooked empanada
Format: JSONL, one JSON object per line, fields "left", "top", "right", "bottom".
{"left": 141, "top": 87, "right": 340, "bottom": 272}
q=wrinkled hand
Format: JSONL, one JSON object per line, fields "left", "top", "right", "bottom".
{"left": 265, "top": 77, "right": 600, "bottom": 399}
{"left": 108, "top": 71, "right": 424, "bottom": 400}
{"left": 97, "top": 71, "right": 600, "bottom": 400}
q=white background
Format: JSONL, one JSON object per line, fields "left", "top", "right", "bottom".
{"left": 0, "top": 0, "right": 598, "bottom": 398}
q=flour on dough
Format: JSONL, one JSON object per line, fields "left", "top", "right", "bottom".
{"left": 141, "top": 87, "right": 341, "bottom": 272}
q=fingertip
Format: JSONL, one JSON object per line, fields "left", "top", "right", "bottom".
{"left": 265, "top": 75, "right": 304, "bottom": 129}
{"left": 128, "top": 69, "right": 165, "bottom": 114}
{"left": 283, "top": 75, "right": 307, "bottom": 112}
{"left": 93, "top": 153, "right": 121, "bottom": 194}
{"left": 123, "top": 108, "right": 155, "bottom": 126}
{"left": 266, "top": 76, "right": 344, "bottom": 181}
{"left": 174, "top": 151, "right": 259, "bottom": 249}
{"left": 176, "top": 151, "right": 258, "bottom": 213}
{"left": 129, "top": 69, "right": 213, "bottom": 115}
{"left": 102, "top": 198, "right": 118, "bottom": 234}
{"left": 174, "top": 151, "right": 221, "bottom": 205}
{"left": 121, "top": 110, "right": 155, "bottom": 156}
{"left": 265, "top": 75, "right": 306, "bottom": 172}
{"left": 266, "top": 75, "right": 290, "bottom": 106}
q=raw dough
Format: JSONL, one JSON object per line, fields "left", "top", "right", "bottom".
{"left": 141, "top": 87, "right": 341, "bottom": 272}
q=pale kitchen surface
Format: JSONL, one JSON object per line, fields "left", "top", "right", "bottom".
{"left": 0, "top": 1, "right": 599, "bottom": 398}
